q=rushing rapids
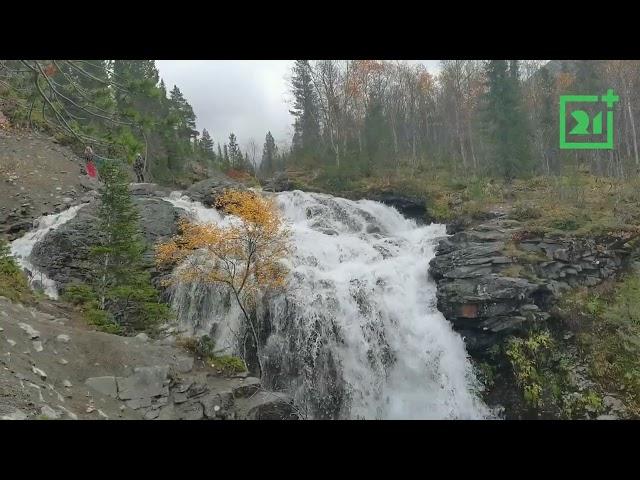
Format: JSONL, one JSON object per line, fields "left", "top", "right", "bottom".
{"left": 10, "top": 205, "right": 84, "bottom": 299}
{"left": 166, "top": 190, "right": 490, "bottom": 420}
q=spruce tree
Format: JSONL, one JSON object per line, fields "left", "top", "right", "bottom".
{"left": 290, "top": 60, "right": 321, "bottom": 160}
{"left": 92, "top": 160, "right": 170, "bottom": 332}
{"left": 200, "top": 128, "right": 214, "bottom": 155}
{"left": 223, "top": 144, "right": 230, "bottom": 169}
{"left": 483, "top": 60, "right": 532, "bottom": 179}
{"left": 260, "top": 131, "right": 278, "bottom": 176}
{"left": 228, "top": 133, "right": 240, "bottom": 168}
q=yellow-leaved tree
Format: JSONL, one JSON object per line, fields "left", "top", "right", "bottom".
{"left": 156, "top": 189, "right": 291, "bottom": 376}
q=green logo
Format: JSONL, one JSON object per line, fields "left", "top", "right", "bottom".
{"left": 559, "top": 89, "right": 619, "bottom": 149}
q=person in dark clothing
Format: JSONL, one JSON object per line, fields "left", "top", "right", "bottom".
{"left": 134, "top": 153, "right": 145, "bottom": 182}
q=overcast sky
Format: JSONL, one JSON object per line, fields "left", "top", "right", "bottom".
{"left": 156, "top": 60, "right": 440, "bottom": 152}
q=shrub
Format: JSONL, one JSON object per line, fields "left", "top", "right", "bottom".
{"left": 0, "top": 239, "right": 32, "bottom": 303}
{"left": 85, "top": 307, "right": 122, "bottom": 335}
{"left": 209, "top": 355, "right": 247, "bottom": 376}
{"left": 505, "top": 331, "right": 554, "bottom": 409}
{"left": 61, "top": 283, "right": 97, "bottom": 306}
{"left": 512, "top": 202, "right": 542, "bottom": 221}
{"left": 61, "top": 282, "right": 123, "bottom": 335}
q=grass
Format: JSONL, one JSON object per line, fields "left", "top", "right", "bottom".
{"left": 177, "top": 335, "right": 247, "bottom": 376}
{"left": 294, "top": 164, "right": 640, "bottom": 241}
{"left": 295, "top": 163, "right": 640, "bottom": 236}
{"left": 555, "top": 273, "right": 640, "bottom": 416}
{"left": 61, "top": 283, "right": 123, "bottom": 335}
{"left": 503, "top": 328, "right": 605, "bottom": 418}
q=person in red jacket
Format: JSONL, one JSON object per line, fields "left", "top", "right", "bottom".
{"left": 84, "top": 145, "right": 97, "bottom": 178}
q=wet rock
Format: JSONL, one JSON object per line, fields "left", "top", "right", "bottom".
{"left": 18, "top": 322, "right": 40, "bottom": 339}
{"left": 239, "top": 391, "right": 298, "bottom": 420}
{"left": 144, "top": 409, "right": 160, "bottom": 420}
{"left": 116, "top": 366, "right": 169, "bottom": 401}
{"left": 261, "top": 172, "right": 295, "bottom": 193}
{"left": 40, "top": 405, "right": 61, "bottom": 419}
{"left": 135, "top": 333, "right": 149, "bottom": 343}
{"left": 186, "top": 382, "right": 209, "bottom": 399}
{"left": 185, "top": 176, "right": 243, "bottom": 207}
{"left": 125, "top": 397, "right": 152, "bottom": 410}
{"left": 30, "top": 197, "right": 181, "bottom": 288}
{"left": 430, "top": 217, "right": 631, "bottom": 358}
{"left": 174, "top": 400, "right": 204, "bottom": 420}
{"left": 85, "top": 376, "right": 118, "bottom": 398}
{"left": 1, "top": 408, "right": 28, "bottom": 420}
{"left": 201, "top": 390, "right": 234, "bottom": 418}
{"left": 232, "top": 377, "right": 261, "bottom": 398}
{"left": 173, "top": 356, "right": 194, "bottom": 374}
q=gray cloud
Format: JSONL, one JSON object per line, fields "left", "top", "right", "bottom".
{"left": 156, "top": 60, "right": 440, "bottom": 151}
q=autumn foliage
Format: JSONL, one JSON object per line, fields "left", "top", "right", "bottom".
{"left": 156, "top": 189, "right": 291, "bottom": 374}
{"left": 156, "top": 189, "right": 290, "bottom": 295}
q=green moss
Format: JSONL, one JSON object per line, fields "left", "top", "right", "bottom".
{"left": 209, "top": 355, "right": 247, "bottom": 376}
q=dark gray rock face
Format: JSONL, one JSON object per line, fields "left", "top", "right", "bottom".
{"left": 366, "top": 193, "right": 430, "bottom": 222}
{"left": 261, "top": 172, "right": 295, "bottom": 193}
{"left": 30, "top": 190, "right": 182, "bottom": 288}
{"left": 185, "top": 176, "right": 243, "bottom": 207}
{"left": 430, "top": 217, "right": 630, "bottom": 356}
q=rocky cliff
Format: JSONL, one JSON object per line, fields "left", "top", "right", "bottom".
{"left": 429, "top": 214, "right": 631, "bottom": 356}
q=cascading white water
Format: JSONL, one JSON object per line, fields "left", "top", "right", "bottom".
{"left": 9, "top": 205, "right": 85, "bottom": 299}
{"left": 166, "top": 189, "right": 490, "bottom": 420}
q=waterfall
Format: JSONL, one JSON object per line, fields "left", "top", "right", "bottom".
{"left": 166, "top": 189, "right": 490, "bottom": 420}
{"left": 10, "top": 205, "right": 85, "bottom": 300}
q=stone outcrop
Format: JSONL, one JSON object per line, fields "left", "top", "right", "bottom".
{"left": 429, "top": 216, "right": 631, "bottom": 355}
{"left": 364, "top": 192, "right": 429, "bottom": 221}
{"left": 185, "top": 176, "right": 243, "bottom": 207}
{"left": 0, "top": 295, "right": 297, "bottom": 421}
{"left": 30, "top": 185, "right": 182, "bottom": 288}
{"left": 261, "top": 172, "right": 295, "bottom": 193}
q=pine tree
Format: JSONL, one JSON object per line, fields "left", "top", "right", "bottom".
{"left": 260, "top": 131, "right": 278, "bottom": 176}
{"left": 169, "top": 85, "right": 198, "bottom": 141}
{"left": 483, "top": 60, "right": 532, "bottom": 179}
{"left": 228, "top": 133, "right": 240, "bottom": 168}
{"left": 290, "top": 60, "right": 321, "bottom": 160}
{"left": 223, "top": 144, "right": 230, "bottom": 170}
{"left": 217, "top": 144, "right": 224, "bottom": 168}
{"left": 200, "top": 128, "right": 214, "bottom": 155}
{"left": 92, "top": 160, "right": 170, "bottom": 331}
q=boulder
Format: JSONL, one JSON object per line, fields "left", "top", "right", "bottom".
{"left": 261, "top": 172, "right": 295, "bottom": 193}
{"left": 30, "top": 197, "right": 181, "bottom": 287}
{"left": 185, "top": 176, "right": 242, "bottom": 207}
{"left": 238, "top": 391, "right": 298, "bottom": 420}
{"left": 116, "top": 366, "right": 169, "bottom": 401}
{"left": 86, "top": 376, "right": 118, "bottom": 398}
